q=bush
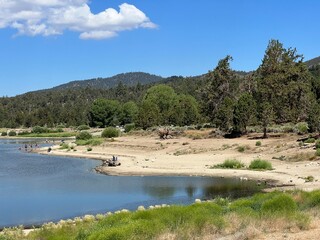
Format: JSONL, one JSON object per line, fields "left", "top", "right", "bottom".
{"left": 1, "top": 132, "right": 7, "bottom": 136}
{"left": 304, "top": 138, "right": 315, "bottom": 143}
{"left": 295, "top": 122, "right": 309, "bottom": 135}
{"left": 249, "top": 159, "right": 273, "bottom": 170}
{"left": 56, "top": 128, "right": 64, "bottom": 133}
{"left": 32, "top": 126, "right": 49, "bottom": 134}
{"left": 60, "top": 143, "right": 69, "bottom": 150}
{"left": 8, "top": 131, "right": 17, "bottom": 136}
{"left": 315, "top": 140, "right": 320, "bottom": 149}
{"left": 101, "top": 127, "right": 120, "bottom": 138}
{"left": 237, "top": 146, "right": 246, "bottom": 152}
{"left": 77, "top": 125, "right": 90, "bottom": 131}
{"left": 76, "top": 131, "right": 93, "bottom": 140}
{"left": 261, "top": 194, "right": 297, "bottom": 216}
{"left": 255, "top": 141, "right": 262, "bottom": 146}
{"left": 18, "top": 131, "right": 30, "bottom": 136}
{"left": 315, "top": 149, "right": 320, "bottom": 157}
{"left": 87, "top": 147, "right": 93, "bottom": 152}
{"left": 124, "top": 123, "right": 135, "bottom": 133}
{"left": 213, "top": 159, "right": 245, "bottom": 169}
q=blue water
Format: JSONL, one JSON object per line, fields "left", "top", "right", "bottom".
{"left": 0, "top": 139, "right": 262, "bottom": 228}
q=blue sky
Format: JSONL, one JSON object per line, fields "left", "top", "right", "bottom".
{"left": 0, "top": 0, "right": 319, "bottom": 97}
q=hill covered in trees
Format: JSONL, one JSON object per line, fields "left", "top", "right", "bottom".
{"left": 305, "top": 56, "right": 320, "bottom": 68}
{"left": 50, "top": 72, "right": 164, "bottom": 91}
{"left": 1, "top": 40, "right": 320, "bottom": 137}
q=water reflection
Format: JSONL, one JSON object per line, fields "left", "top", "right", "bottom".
{"left": 0, "top": 140, "right": 264, "bottom": 228}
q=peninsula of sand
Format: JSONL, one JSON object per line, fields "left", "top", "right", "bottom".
{"left": 37, "top": 130, "right": 320, "bottom": 191}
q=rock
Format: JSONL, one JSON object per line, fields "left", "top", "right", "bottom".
{"left": 137, "top": 206, "right": 145, "bottom": 211}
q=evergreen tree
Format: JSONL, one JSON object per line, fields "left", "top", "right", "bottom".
{"left": 257, "top": 39, "right": 313, "bottom": 124}
{"left": 233, "top": 93, "right": 257, "bottom": 133}
{"left": 136, "top": 100, "right": 160, "bottom": 129}
{"left": 201, "top": 55, "right": 239, "bottom": 131}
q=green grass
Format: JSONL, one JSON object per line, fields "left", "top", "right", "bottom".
{"left": 237, "top": 145, "right": 250, "bottom": 153}
{"left": 304, "top": 138, "right": 315, "bottom": 143}
{"left": 76, "top": 138, "right": 104, "bottom": 146}
{"left": 255, "top": 141, "right": 262, "bottom": 146}
{"left": 249, "top": 159, "right": 273, "bottom": 170}
{"left": 15, "top": 132, "right": 77, "bottom": 138}
{"left": 4, "top": 191, "right": 318, "bottom": 239}
{"left": 212, "top": 159, "right": 245, "bottom": 169}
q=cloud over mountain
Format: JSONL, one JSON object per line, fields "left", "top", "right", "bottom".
{"left": 0, "top": 0, "right": 157, "bottom": 39}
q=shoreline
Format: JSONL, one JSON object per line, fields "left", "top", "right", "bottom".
{"left": 36, "top": 133, "right": 320, "bottom": 192}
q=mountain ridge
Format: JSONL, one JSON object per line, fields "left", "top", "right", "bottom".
{"left": 51, "top": 72, "right": 164, "bottom": 91}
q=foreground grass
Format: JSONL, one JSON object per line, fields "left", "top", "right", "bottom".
{"left": 2, "top": 190, "right": 320, "bottom": 240}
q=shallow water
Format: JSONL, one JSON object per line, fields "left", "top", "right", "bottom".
{"left": 0, "top": 139, "right": 262, "bottom": 228}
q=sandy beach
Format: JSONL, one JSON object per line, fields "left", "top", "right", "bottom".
{"left": 37, "top": 130, "right": 320, "bottom": 191}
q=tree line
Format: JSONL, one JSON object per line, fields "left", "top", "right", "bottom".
{"left": 1, "top": 39, "right": 320, "bottom": 136}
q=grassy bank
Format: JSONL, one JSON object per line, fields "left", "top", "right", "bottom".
{"left": 15, "top": 132, "right": 77, "bottom": 138}
{"left": 1, "top": 190, "right": 320, "bottom": 240}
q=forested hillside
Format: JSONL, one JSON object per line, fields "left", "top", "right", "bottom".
{"left": 50, "top": 72, "right": 164, "bottom": 91}
{"left": 1, "top": 40, "right": 320, "bottom": 137}
{"left": 305, "top": 56, "right": 320, "bottom": 67}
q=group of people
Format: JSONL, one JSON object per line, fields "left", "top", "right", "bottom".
{"left": 19, "top": 143, "right": 39, "bottom": 152}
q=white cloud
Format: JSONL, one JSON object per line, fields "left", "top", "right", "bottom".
{"left": 0, "top": 0, "right": 157, "bottom": 39}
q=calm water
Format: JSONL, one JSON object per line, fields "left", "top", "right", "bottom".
{"left": 0, "top": 139, "right": 263, "bottom": 228}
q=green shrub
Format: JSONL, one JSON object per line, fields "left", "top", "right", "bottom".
{"left": 56, "top": 128, "right": 64, "bottom": 133}
{"left": 261, "top": 194, "right": 297, "bottom": 216}
{"left": 249, "top": 159, "right": 273, "bottom": 170}
{"left": 305, "top": 191, "right": 320, "bottom": 208}
{"left": 77, "top": 125, "right": 90, "bottom": 131}
{"left": 60, "top": 143, "right": 69, "bottom": 150}
{"left": 87, "top": 147, "right": 93, "bottom": 152}
{"left": 8, "top": 131, "right": 17, "bottom": 136}
{"left": 102, "top": 127, "right": 120, "bottom": 138}
{"left": 1, "top": 131, "right": 7, "bottom": 136}
{"left": 18, "top": 131, "right": 30, "bottom": 135}
{"left": 32, "top": 126, "right": 49, "bottom": 134}
{"left": 304, "top": 138, "right": 315, "bottom": 143}
{"left": 124, "top": 123, "right": 135, "bottom": 133}
{"left": 295, "top": 122, "right": 309, "bottom": 135}
{"left": 315, "top": 140, "right": 320, "bottom": 149}
{"left": 76, "top": 131, "right": 93, "bottom": 140}
{"left": 255, "top": 141, "right": 262, "bottom": 146}
{"left": 237, "top": 146, "right": 245, "bottom": 152}
{"left": 316, "top": 149, "right": 320, "bottom": 157}
{"left": 213, "top": 159, "right": 245, "bottom": 169}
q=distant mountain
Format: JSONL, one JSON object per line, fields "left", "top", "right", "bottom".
{"left": 51, "top": 72, "right": 164, "bottom": 91}
{"left": 305, "top": 56, "right": 320, "bottom": 68}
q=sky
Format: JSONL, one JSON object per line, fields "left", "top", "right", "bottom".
{"left": 1, "top": 0, "right": 320, "bottom": 97}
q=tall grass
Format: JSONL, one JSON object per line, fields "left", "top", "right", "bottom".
{"left": 13, "top": 191, "right": 319, "bottom": 240}
{"left": 76, "top": 138, "right": 104, "bottom": 146}
{"left": 1, "top": 191, "right": 319, "bottom": 239}
{"left": 212, "top": 159, "right": 245, "bottom": 169}
{"left": 249, "top": 159, "right": 273, "bottom": 170}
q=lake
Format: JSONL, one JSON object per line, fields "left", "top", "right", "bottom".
{"left": 0, "top": 139, "right": 263, "bottom": 228}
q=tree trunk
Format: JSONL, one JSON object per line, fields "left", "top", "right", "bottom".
{"left": 263, "top": 127, "right": 268, "bottom": 139}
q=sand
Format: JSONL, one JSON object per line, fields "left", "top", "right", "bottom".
{"left": 37, "top": 130, "right": 320, "bottom": 191}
